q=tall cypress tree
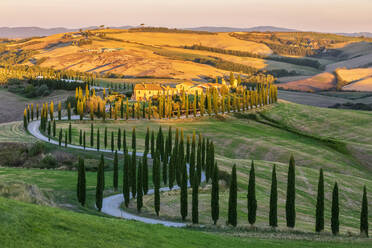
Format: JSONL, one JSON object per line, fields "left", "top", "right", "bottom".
{"left": 201, "top": 138, "right": 206, "bottom": 170}
{"left": 190, "top": 132, "right": 196, "bottom": 184}
{"left": 169, "top": 145, "right": 176, "bottom": 190}
{"left": 142, "top": 153, "right": 148, "bottom": 195}
{"left": 228, "top": 165, "right": 237, "bottom": 227}
{"left": 137, "top": 160, "right": 143, "bottom": 212}
{"left": 68, "top": 123, "right": 72, "bottom": 144}
{"left": 211, "top": 162, "right": 219, "bottom": 225}
{"left": 113, "top": 150, "right": 118, "bottom": 191}
{"left": 196, "top": 134, "right": 202, "bottom": 185}
{"left": 180, "top": 159, "right": 188, "bottom": 221}
{"left": 286, "top": 154, "right": 296, "bottom": 228}
{"left": 162, "top": 156, "right": 167, "bottom": 185}
{"left": 111, "top": 131, "right": 114, "bottom": 152}
{"left": 154, "top": 153, "right": 160, "bottom": 216}
{"left": 132, "top": 127, "right": 136, "bottom": 150}
{"left": 248, "top": 160, "right": 257, "bottom": 226}
{"left": 151, "top": 130, "right": 155, "bottom": 158}
{"left": 96, "top": 154, "right": 105, "bottom": 211}
{"left": 145, "top": 127, "right": 150, "bottom": 154}
{"left": 117, "top": 128, "right": 121, "bottom": 151}
{"left": 59, "top": 129, "right": 62, "bottom": 146}
{"left": 123, "top": 129, "right": 127, "bottom": 153}
{"left": 131, "top": 153, "right": 137, "bottom": 199}
{"left": 53, "top": 120, "right": 56, "bottom": 137}
{"left": 79, "top": 129, "right": 82, "bottom": 145}
{"left": 331, "top": 182, "right": 339, "bottom": 235}
{"left": 47, "top": 121, "right": 51, "bottom": 141}
{"left": 64, "top": 130, "right": 68, "bottom": 148}
{"left": 192, "top": 172, "right": 199, "bottom": 224}
{"left": 269, "top": 165, "right": 278, "bottom": 228}
{"left": 360, "top": 186, "right": 369, "bottom": 237}
{"left": 123, "top": 151, "right": 130, "bottom": 207}
{"left": 90, "top": 123, "right": 94, "bottom": 147}
{"left": 83, "top": 131, "right": 86, "bottom": 149}
{"left": 77, "top": 157, "right": 86, "bottom": 206}
{"left": 104, "top": 127, "right": 108, "bottom": 149}
{"left": 186, "top": 135, "right": 190, "bottom": 164}
{"left": 315, "top": 168, "right": 324, "bottom": 233}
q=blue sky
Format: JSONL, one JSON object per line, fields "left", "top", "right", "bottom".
{"left": 1, "top": 0, "right": 372, "bottom": 32}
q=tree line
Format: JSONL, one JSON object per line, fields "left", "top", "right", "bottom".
{"left": 76, "top": 131, "right": 369, "bottom": 236}
{"left": 184, "top": 44, "right": 322, "bottom": 69}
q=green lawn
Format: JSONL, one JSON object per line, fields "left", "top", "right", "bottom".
{"left": 0, "top": 197, "right": 369, "bottom": 248}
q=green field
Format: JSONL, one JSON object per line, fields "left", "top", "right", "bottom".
{"left": 0, "top": 101, "right": 371, "bottom": 246}
{"left": 2, "top": 197, "right": 369, "bottom": 248}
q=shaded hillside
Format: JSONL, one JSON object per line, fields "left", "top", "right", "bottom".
{"left": 278, "top": 72, "right": 336, "bottom": 92}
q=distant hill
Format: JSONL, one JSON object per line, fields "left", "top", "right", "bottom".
{"left": 337, "top": 32, "right": 372, "bottom": 38}
{"left": 0, "top": 26, "right": 134, "bottom": 38}
{"left": 185, "top": 26, "right": 298, "bottom": 32}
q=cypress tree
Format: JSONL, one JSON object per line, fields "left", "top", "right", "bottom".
{"left": 201, "top": 138, "right": 206, "bottom": 170}
{"left": 123, "top": 151, "right": 130, "bottom": 207}
{"left": 247, "top": 160, "right": 257, "bottom": 226}
{"left": 227, "top": 165, "right": 237, "bottom": 227}
{"left": 192, "top": 172, "right": 199, "bottom": 224}
{"left": 269, "top": 165, "right": 278, "bottom": 228}
{"left": 186, "top": 135, "right": 190, "bottom": 164}
{"left": 47, "top": 121, "right": 51, "bottom": 141}
{"left": 123, "top": 129, "right": 127, "bottom": 153}
{"left": 90, "top": 123, "right": 94, "bottom": 147}
{"left": 97, "top": 128, "right": 100, "bottom": 151}
{"left": 211, "top": 162, "right": 219, "bottom": 225}
{"left": 190, "top": 133, "right": 196, "bottom": 184}
{"left": 154, "top": 153, "right": 160, "bottom": 216}
{"left": 286, "top": 154, "right": 296, "bottom": 228}
{"left": 145, "top": 127, "right": 150, "bottom": 154}
{"left": 331, "top": 182, "right": 339, "bottom": 235}
{"left": 117, "top": 128, "right": 121, "bottom": 151}
{"left": 67, "top": 103, "right": 71, "bottom": 120}
{"left": 64, "top": 130, "right": 68, "bottom": 148}
{"left": 180, "top": 159, "right": 188, "bottom": 221}
{"left": 104, "top": 127, "right": 108, "bottom": 149}
{"left": 360, "top": 186, "right": 369, "bottom": 237}
{"left": 83, "top": 131, "right": 86, "bottom": 149}
{"left": 162, "top": 156, "right": 167, "bottom": 185}
{"left": 137, "top": 160, "right": 143, "bottom": 212}
{"left": 59, "top": 129, "right": 62, "bottom": 146}
{"left": 176, "top": 130, "right": 184, "bottom": 186}
{"left": 168, "top": 126, "right": 172, "bottom": 154}
{"left": 68, "top": 122, "right": 72, "bottom": 144}
{"left": 96, "top": 154, "right": 105, "bottom": 211}
{"left": 79, "top": 129, "right": 82, "bottom": 145}
{"left": 132, "top": 127, "right": 136, "bottom": 150}
{"left": 77, "top": 157, "right": 86, "bottom": 206}
{"left": 53, "top": 120, "right": 56, "bottom": 137}
{"left": 111, "top": 131, "right": 114, "bottom": 152}
{"left": 315, "top": 168, "right": 324, "bottom": 233}
{"left": 142, "top": 153, "right": 148, "bottom": 195}
{"left": 113, "top": 150, "right": 118, "bottom": 191}
{"left": 151, "top": 130, "right": 155, "bottom": 158}
{"left": 131, "top": 152, "right": 137, "bottom": 199}
{"left": 196, "top": 134, "right": 202, "bottom": 185}
{"left": 169, "top": 146, "right": 176, "bottom": 190}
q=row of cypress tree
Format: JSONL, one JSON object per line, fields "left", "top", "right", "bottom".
{"left": 226, "top": 155, "right": 369, "bottom": 237}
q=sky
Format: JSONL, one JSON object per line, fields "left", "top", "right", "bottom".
{"left": 1, "top": 0, "right": 372, "bottom": 33}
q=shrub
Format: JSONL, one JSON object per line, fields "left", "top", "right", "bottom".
{"left": 28, "top": 142, "right": 46, "bottom": 156}
{"left": 40, "top": 154, "right": 58, "bottom": 168}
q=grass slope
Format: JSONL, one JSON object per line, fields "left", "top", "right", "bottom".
{"left": 0, "top": 197, "right": 369, "bottom": 248}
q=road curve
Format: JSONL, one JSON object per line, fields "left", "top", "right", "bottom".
{"left": 27, "top": 116, "right": 205, "bottom": 227}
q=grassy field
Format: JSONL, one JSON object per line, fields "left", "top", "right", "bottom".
{"left": 123, "top": 157, "right": 370, "bottom": 233}
{"left": 1, "top": 197, "right": 369, "bottom": 248}
{"left": 0, "top": 88, "right": 74, "bottom": 123}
